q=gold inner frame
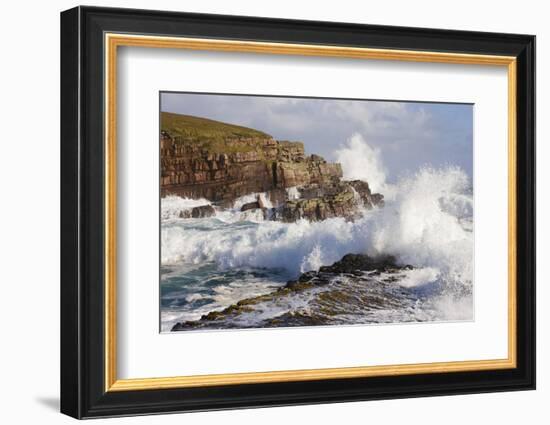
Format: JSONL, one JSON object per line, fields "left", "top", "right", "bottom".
{"left": 104, "top": 33, "right": 517, "bottom": 392}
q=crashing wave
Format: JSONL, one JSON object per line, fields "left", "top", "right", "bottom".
{"left": 161, "top": 134, "right": 474, "bottom": 327}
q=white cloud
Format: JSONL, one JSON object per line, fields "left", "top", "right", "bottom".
{"left": 161, "top": 93, "right": 472, "bottom": 183}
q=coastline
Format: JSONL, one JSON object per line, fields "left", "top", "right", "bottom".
{"left": 159, "top": 112, "right": 474, "bottom": 332}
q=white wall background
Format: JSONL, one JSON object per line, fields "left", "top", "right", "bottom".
{"left": 0, "top": 0, "right": 545, "bottom": 423}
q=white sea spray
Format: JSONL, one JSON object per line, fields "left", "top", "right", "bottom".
{"left": 334, "top": 133, "right": 387, "bottom": 193}
{"left": 161, "top": 134, "right": 474, "bottom": 325}
{"left": 161, "top": 195, "right": 211, "bottom": 220}
{"left": 286, "top": 186, "right": 301, "bottom": 200}
{"left": 162, "top": 168, "right": 472, "bottom": 289}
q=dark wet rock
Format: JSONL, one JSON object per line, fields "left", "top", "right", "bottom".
{"left": 171, "top": 322, "right": 184, "bottom": 331}
{"left": 274, "top": 179, "right": 384, "bottom": 222}
{"left": 240, "top": 201, "right": 261, "bottom": 212}
{"left": 318, "top": 253, "right": 398, "bottom": 274}
{"left": 348, "top": 180, "right": 385, "bottom": 208}
{"left": 191, "top": 205, "right": 215, "bottom": 218}
{"left": 179, "top": 204, "right": 216, "bottom": 219}
{"left": 170, "top": 254, "right": 415, "bottom": 331}
{"left": 279, "top": 184, "right": 358, "bottom": 222}
{"left": 263, "top": 312, "right": 325, "bottom": 327}
{"left": 370, "top": 193, "right": 384, "bottom": 207}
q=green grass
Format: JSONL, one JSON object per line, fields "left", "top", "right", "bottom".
{"left": 161, "top": 112, "right": 272, "bottom": 152}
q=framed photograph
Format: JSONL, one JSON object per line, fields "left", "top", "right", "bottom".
{"left": 60, "top": 6, "right": 535, "bottom": 419}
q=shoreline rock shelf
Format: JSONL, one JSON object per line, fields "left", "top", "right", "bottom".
{"left": 171, "top": 254, "right": 417, "bottom": 331}
{"left": 161, "top": 112, "right": 384, "bottom": 221}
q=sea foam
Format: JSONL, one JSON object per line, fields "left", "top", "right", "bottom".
{"left": 161, "top": 195, "right": 211, "bottom": 220}
{"left": 161, "top": 135, "right": 474, "bottom": 318}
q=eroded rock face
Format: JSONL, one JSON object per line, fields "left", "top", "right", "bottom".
{"left": 276, "top": 180, "right": 385, "bottom": 222}
{"left": 160, "top": 113, "right": 346, "bottom": 205}
{"left": 161, "top": 112, "right": 384, "bottom": 219}
{"left": 349, "top": 180, "right": 385, "bottom": 209}
{"left": 279, "top": 184, "right": 358, "bottom": 222}
{"left": 161, "top": 128, "right": 334, "bottom": 204}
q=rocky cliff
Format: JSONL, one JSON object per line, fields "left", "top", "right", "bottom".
{"left": 161, "top": 112, "right": 383, "bottom": 219}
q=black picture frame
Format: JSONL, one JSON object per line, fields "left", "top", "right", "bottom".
{"left": 60, "top": 5, "right": 535, "bottom": 419}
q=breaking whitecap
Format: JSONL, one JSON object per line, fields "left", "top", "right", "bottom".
{"left": 160, "top": 135, "right": 473, "bottom": 332}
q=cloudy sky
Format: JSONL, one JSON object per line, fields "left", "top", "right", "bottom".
{"left": 161, "top": 92, "right": 473, "bottom": 184}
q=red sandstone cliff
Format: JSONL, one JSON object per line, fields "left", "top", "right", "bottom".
{"left": 160, "top": 112, "right": 383, "bottom": 220}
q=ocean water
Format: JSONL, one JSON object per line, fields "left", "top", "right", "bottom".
{"left": 160, "top": 137, "right": 474, "bottom": 332}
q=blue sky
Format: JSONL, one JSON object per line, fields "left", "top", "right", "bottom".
{"left": 161, "top": 92, "right": 473, "bottom": 184}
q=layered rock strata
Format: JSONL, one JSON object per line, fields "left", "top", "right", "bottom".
{"left": 160, "top": 112, "right": 384, "bottom": 218}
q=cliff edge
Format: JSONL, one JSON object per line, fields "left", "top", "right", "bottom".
{"left": 160, "top": 112, "right": 383, "bottom": 220}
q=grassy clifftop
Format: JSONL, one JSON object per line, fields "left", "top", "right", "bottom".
{"left": 161, "top": 112, "right": 272, "bottom": 144}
